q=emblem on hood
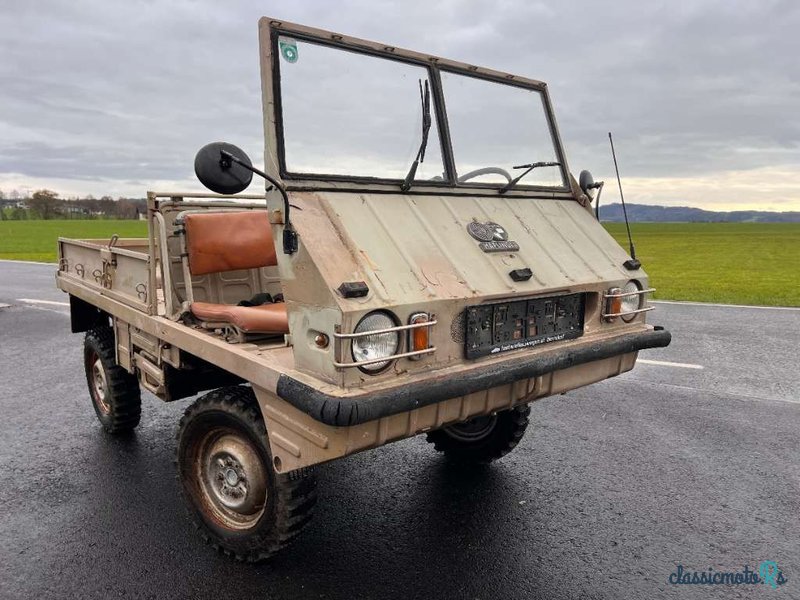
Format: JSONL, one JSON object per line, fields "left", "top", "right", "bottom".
{"left": 467, "top": 221, "right": 520, "bottom": 253}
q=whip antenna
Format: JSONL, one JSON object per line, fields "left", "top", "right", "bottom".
{"left": 608, "top": 132, "right": 640, "bottom": 270}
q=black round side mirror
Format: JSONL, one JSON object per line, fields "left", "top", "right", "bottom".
{"left": 579, "top": 170, "right": 595, "bottom": 196}
{"left": 194, "top": 142, "right": 253, "bottom": 195}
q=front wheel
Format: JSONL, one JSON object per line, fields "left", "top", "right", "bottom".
{"left": 426, "top": 404, "right": 531, "bottom": 464}
{"left": 176, "top": 386, "right": 317, "bottom": 562}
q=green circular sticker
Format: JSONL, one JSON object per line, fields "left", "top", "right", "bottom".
{"left": 279, "top": 40, "right": 298, "bottom": 64}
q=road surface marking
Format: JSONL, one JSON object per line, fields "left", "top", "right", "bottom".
{"left": 638, "top": 359, "right": 704, "bottom": 370}
{"left": 0, "top": 259, "right": 56, "bottom": 266}
{"left": 617, "top": 376, "right": 799, "bottom": 404}
{"left": 18, "top": 298, "right": 70, "bottom": 307}
{"left": 0, "top": 303, "right": 10, "bottom": 309}
{"left": 652, "top": 300, "right": 800, "bottom": 311}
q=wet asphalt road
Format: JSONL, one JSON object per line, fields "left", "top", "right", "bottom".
{"left": 1, "top": 260, "right": 799, "bottom": 599}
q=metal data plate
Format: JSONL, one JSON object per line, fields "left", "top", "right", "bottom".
{"left": 478, "top": 240, "right": 520, "bottom": 253}
{"left": 465, "top": 293, "right": 585, "bottom": 359}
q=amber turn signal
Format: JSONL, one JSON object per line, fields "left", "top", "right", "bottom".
{"left": 408, "top": 313, "right": 430, "bottom": 359}
{"left": 605, "top": 288, "right": 622, "bottom": 322}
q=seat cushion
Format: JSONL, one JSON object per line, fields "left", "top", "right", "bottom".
{"left": 190, "top": 302, "right": 289, "bottom": 334}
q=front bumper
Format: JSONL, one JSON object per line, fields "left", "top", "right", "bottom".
{"left": 276, "top": 327, "right": 672, "bottom": 426}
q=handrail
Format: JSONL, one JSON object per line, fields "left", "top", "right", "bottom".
{"left": 602, "top": 287, "right": 656, "bottom": 319}
{"left": 332, "top": 319, "right": 437, "bottom": 339}
{"left": 332, "top": 319, "right": 437, "bottom": 369}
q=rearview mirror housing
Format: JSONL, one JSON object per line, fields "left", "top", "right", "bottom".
{"left": 194, "top": 142, "right": 254, "bottom": 195}
{"left": 579, "top": 170, "right": 595, "bottom": 197}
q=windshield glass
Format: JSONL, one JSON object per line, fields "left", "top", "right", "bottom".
{"left": 275, "top": 36, "right": 565, "bottom": 189}
{"left": 278, "top": 36, "right": 446, "bottom": 181}
{"left": 440, "top": 71, "right": 563, "bottom": 188}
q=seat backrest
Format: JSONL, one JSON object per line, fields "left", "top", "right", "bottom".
{"left": 184, "top": 211, "right": 277, "bottom": 276}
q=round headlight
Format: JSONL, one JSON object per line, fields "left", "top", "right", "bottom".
{"left": 351, "top": 311, "right": 400, "bottom": 372}
{"left": 620, "top": 280, "right": 642, "bottom": 321}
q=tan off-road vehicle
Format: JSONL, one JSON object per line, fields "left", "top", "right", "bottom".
{"left": 56, "top": 17, "right": 671, "bottom": 561}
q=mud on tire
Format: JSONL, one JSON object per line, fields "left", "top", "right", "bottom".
{"left": 426, "top": 404, "right": 531, "bottom": 464}
{"left": 84, "top": 326, "right": 141, "bottom": 433}
{"left": 176, "top": 386, "right": 317, "bottom": 562}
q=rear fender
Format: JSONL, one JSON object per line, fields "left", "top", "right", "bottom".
{"left": 69, "top": 295, "right": 109, "bottom": 333}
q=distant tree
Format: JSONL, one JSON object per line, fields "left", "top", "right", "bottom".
{"left": 97, "top": 195, "right": 115, "bottom": 218}
{"left": 116, "top": 199, "right": 137, "bottom": 219}
{"left": 9, "top": 189, "right": 19, "bottom": 200}
{"left": 0, "top": 189, "right": 5, "bottom": 200}
{"left": 28, "top": 189, "right": 61, "bottom": 219}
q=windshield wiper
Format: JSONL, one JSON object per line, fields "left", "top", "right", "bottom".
{"left": 498, "top": 161, "right": 561, "bottom": 194}
{"left": 401, "top": 79, "right": 431, "bottom": 192}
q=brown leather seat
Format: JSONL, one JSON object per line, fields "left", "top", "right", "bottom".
{"left": 184, "top": 211, "right": 277, "bottom": 275}
{"left": 190, "top": 302, "right": 289, "bottom": 334}
{"left": 182, "top": 211, "right": 287, "bottom": 335}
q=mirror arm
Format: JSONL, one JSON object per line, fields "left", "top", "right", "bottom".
{"left": 220, "top": 150, "right": 297, "bottom": 254}
{"left": 593, "top": 181, "right": 604, "bottom": 219}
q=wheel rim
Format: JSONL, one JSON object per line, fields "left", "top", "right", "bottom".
{"left": 443, "top": 414, "right": 498, "bottom": 442}
{"left": 195, "top": 429, "right": 267, "bottom": 530}
{"left": 89, "top": 354, "right": 110, "bottom": 414}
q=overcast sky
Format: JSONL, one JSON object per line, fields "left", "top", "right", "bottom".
{"left": 1, "top": 0, "right": 798, "bottom": 210}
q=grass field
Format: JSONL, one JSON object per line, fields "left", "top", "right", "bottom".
{"left": 0, "top": 220, "right": 148, "bottom": 263}
{"left": 604, "top": 222, "right": 800, "bottom": 307}
{"left": 0, "top": 219, "right": 798, "bottom": 307}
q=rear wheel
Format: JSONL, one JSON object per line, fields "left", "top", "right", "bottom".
{"left": 176, "top": 386, "right": 317, "bottom": 562}
{"left": 83, "top": 327, "right": 141, "bottom": 433}
{"left": 426, "top": 404, "right": 531, "bottom": 464}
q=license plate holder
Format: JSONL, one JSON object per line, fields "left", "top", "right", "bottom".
{"left": 465, "top": 293, "right": 585, "bottom": 359}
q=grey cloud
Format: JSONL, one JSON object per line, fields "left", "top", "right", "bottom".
{"left": 0, "top": 0, "right": 798, "bottom": 202}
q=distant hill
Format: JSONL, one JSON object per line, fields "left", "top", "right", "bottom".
{"left": 598, "top": 203, "right": 800, "bottom": 223}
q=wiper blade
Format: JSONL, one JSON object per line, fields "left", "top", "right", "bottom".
{"left": 498, "top": 161, "right": 561, "bottom": 194}
{"left": 401, "top": 79, "right": 431, "bottom": 192}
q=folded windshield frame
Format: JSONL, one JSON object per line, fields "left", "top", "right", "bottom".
{"left": 262, "top": 18, "right": 571, "bottom": 196}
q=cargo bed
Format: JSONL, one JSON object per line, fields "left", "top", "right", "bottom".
{"left": 58, "top": 237, "right": 156, "bottom": 314}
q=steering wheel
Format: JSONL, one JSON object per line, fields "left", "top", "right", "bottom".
{"left": 457, "top": 166, "right": 513, "bottom": 184}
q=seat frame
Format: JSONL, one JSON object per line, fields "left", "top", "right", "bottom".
{"left": 194, "top": 319, "right": 263, "bottom": 344}
{"left": 174, "top": 209, "right": 286, "bottom": 344}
